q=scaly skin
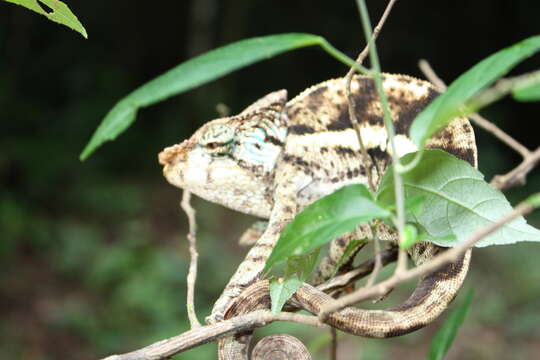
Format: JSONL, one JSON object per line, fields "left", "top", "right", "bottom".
{"left": 159, "top": 74, "right": 477, "bottom": 359}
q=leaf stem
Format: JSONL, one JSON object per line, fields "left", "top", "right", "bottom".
{"left": 318, "top": 38, "right": 371, "bottom": 75}
{"left": 356, "top": 0, "right": 408, "bottom": 272}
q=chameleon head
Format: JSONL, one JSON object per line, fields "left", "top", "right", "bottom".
{"left": 158, "top": 90, "right": 288, "bottom": 218}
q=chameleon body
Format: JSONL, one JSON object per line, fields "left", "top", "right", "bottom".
{"left": 159, "top": 74, "right": 477, "bottom": 358}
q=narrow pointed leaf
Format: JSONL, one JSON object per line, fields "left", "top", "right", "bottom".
{"left": 3, "top": 0, "right": 87, "bottom": 38}
{"left": 79, "top": 33, "right": 327, "bottom": 160}
{"left": 377, "top": 150, "right": 540, "bottom": 247}
{"left": 265, "top": 184, "right": 391, "bottom": 271}
{"left": 269, "top": 276, "right": 303, "bottom": 315}
{"left": 285, "top": 249, "right": 320, "bottom": 281}
{"left": 427, "top": 290, "right": 474, "bottom": 360}
{"left": 331, "top": 238, "right": 366, "bottom": 277}
{"left": 411, "top": 35, "right": 540, "bottom": 148}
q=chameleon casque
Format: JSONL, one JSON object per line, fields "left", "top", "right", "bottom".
{"left": 159, "top": 74, "right": 477, "bottom": 359}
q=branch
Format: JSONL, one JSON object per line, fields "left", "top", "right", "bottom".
{"left": 491, "top": 147, "right": 540, "bottom": 189}
{"left": 354, "top": 0, "right": 398, "bottom": 67}
{"left": 100, "top": 311, "right": 328, "bottom": 360}
{"left": 330, "top": 328, "right": 338, "bottom": 360}
{"left": 180, "top": 191, "right": 201, "bottom": 328}
{"left": 319, "top": 195, "right": 539, "bottom": 317}
{"left": 419, "top": 59, "right": 540, "bottom": 190}
{"left": 316, "top": 246, "right": 397, "bottom": 293}
{"left": 419, "top": 59, "right": 532, "bottom": 159}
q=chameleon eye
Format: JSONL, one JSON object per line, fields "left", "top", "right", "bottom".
{"left": 205, "top": 142, "right": 220, "bottom": 150}
{"left": 201, "top": 124, "right": 235, "bottom": 155}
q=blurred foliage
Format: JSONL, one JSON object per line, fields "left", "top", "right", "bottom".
{"left": 1, "top": 1, "right": 539, "bottom": 359}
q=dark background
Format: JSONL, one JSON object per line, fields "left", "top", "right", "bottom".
{"left": 1, "top": 1, "right": 539, "bottom": 359}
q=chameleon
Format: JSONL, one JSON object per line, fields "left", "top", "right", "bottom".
{"left": 158, "top": 74, "right": 477, "bottom": 358}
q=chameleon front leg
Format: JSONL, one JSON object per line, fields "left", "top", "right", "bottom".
{"left": 208, "top": 199, "right": 297, "bottom": 324}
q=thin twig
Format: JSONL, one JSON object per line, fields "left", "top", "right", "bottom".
{"left": 419, "top": 59, "right": 540, "bottom": 190}
{"left": 467, "top": 70, "right": 540, "bottom": 112}
{"left": 418, "top": 60, "right": 446, "bottom": 90}
{"left": 354, "top": 0, "right": 398, "bottom": 67}
{"left": 316, "top": 247, "right": 398, "bottom": 294}
{"left": 319, "top": 196, "right": 539, "bottom": 317}
{"left": 330, "top": 328, "right": 338, "bottom": 360}
{"left": 345, "top": 0, "right": 398, "bottom": 193}
{"left": 419, "top": 59, "right": 532, "bottom": 158}
{"left": 100, "top": 310, "right": 329, "bottom": 360}
{"left": 365, "top": 233, "right": 382, "bottom": 288}
{"left": 491, "top": 147, "right": 540, "bottom": 189}
{"left": 180, "top": 191, "right": 201, "bottom": 328}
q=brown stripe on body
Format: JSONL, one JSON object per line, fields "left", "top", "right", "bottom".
{"left": 289, "top": 124, "right": 316, "bottom": 135}
{"left": 327, "top": 110, "right": 354, "bottom": 131}
{"left": 287, "top": 75, "right": 442, "bottom": 141}
{"left": 305, "top": 85, "right": 329, "bottom": 113}
{"left": 388, "top": 87, "right": 439, "bottom": 135}
{"left": 282, "top": 154, "right": 311, "bottom": 169}
{"left": 427, "top": 119, "right": 477, "bottom": 166}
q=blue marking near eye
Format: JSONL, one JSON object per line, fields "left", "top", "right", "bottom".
{"left": 232, "top": 120, "right": 287, "bottom": 170}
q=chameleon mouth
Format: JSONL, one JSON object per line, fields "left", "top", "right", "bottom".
{"left": 158, "top": 144, "right": 182, "bottom": 167}
{"left": 158, "top": 139, "right": 194, "bottom": 167}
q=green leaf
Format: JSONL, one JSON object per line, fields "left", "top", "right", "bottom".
{"left": 427, "top": 289, "right": 474, "bottom": 360}
{"left": 80, "top": 33, "right": 327, "bottom": 160}
{"left": 411, "top": 35, "right": 540, "bottom": 148}
{"left": 377, "top": 150, "right": 540, "bottom": 247}
{"left": 269, "top": 276, "right": 303, "bottom": 315}
{"left": 405, "top": 195, "right": 426, "bottom": 217}
{"left": 3, "top": 0, "right": 87, "bottom": 38}
{"left": 268, "top": 250, "right": 319, "bottom": 315}
{"left": 265, "top": 184, "right": 391, "bottom": 271}
{"left": 284, "top": 249, "right": 321, "bottom": 281}
{"left": 331, "top": 238, "right": 367, "bottom": 277}
{"left": 513, "top": 78, "right": 540, "bottom": 102}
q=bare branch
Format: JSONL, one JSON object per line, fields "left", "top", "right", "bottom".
{"left": 319, "top": 196, "right": 539, "bottom": 317}
{"left": 180, "top": 190, "right": 201, "bottom": 328}
{"left": 419, "top": 59, "right": 532, "bottom": 158}
{"left": 467, "top": 70, "right": 540, "bottom": 112}
{"left": 419, "top": 59, "right": 540, "bottom": 190}
{"left": 354, "top": 0, "right": 398, "bottom": 66}
{"left": 100, "top": 311, "right": 328, "bottom": 360}
{"left": 418, "top": 59, "right": 446, "bottom": 91}
{"left": 330, "top": 328, "right": 338, "bottom": 360}
{"left": 491, "top": 147, "right": 540, "bottom": 189}
{"left": 316, "top": 247, "right": 397, "bottom": 294}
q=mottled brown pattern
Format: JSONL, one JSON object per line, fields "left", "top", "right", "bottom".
{"left": 160, "top": 74, "right": 477, "bottom": 360}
